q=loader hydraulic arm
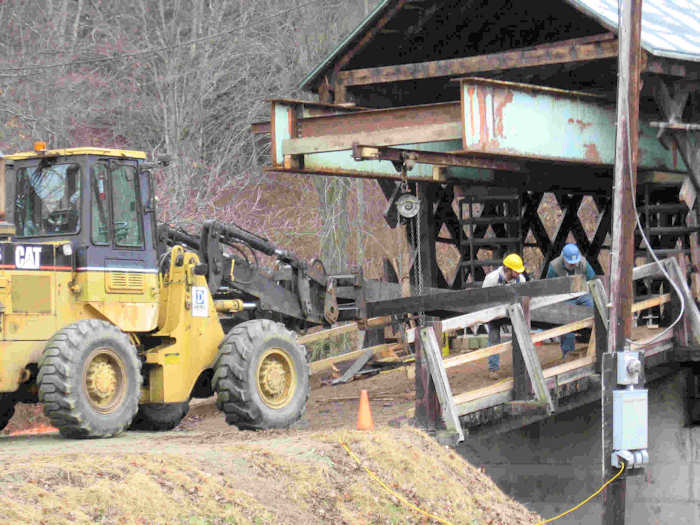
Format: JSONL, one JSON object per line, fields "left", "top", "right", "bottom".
{"left": 156, "top": 220, "right": 363, "bottom": 327}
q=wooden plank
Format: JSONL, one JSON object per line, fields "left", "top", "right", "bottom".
{"left": 453, "top": 354, "right": 596, "bottom": 407}
{"left": 282, "top": 122, "right": 462, "bottom": 155}
{"left": 443, "top": 317, "right": 595, "bottom": 370}
{"left": 631, "top": 293, "right": 671, "bottom": 312}
{"left": 299, "top": 323, "right": 359, "bottom": 344}
{"left": 632, "top": 260, "right": 666, "bottom": 280}
{"left": 309, "top": 343, "right": 401, "bottom": 375}
{"left": 331, "top": 348, "right": 375, "bottom": 384}
{"left": 589, "top": 278, "right": 610, "bottom": 331}
{"left": 508, "top": 303, "right": 555, "bottom": 413}
{"left": 419, "top": 327, "right": 465, "bottom": 442}
{"left": 336, "top": 36, "right": 617, "bottom": 87}
{"left": 530, "top": 302, "right": 592, "bottom": 324}
{"left": 298, "top": 316, "right": 391, "bottom": 345}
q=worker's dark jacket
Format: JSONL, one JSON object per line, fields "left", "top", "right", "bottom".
{"left": 546, "top": 255, "right": 596, "bottom": 281}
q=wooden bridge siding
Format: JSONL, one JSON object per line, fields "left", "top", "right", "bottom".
{"left": 454, "top": 265, "right": 696, "bottom": 434}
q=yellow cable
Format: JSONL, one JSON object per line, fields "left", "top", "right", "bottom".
{"left": 536, "top": 461, "right": 626, "bottom": 524}
{"left": 339, "top": 439, "right": 454, "bottom": 525}
{"left": 340, "top": 438, "right": 625, "bottom": 525}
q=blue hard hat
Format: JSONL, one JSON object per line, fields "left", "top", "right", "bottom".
{"left": 562, "top": 243, "right": 581, "bottom": 264}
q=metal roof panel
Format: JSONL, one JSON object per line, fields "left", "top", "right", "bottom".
{"left": 566, "top": 0, "right": 700, "bottom": 62}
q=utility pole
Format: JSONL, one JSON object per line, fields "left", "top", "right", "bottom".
{"left": 603, "top": 0, "right": 643, "bottom": 524}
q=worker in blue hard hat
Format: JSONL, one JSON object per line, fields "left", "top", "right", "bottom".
{"left": 545, "top": 243, "right": 597, "bottom": 360}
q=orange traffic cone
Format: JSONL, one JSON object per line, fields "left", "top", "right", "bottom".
{"left": 356, "top": 389, "right": 374, "bottom": 430}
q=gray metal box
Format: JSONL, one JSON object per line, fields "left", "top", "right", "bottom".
{"left": 613, "top": 389, "right": 648, "bottom": 451}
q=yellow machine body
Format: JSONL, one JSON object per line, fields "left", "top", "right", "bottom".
{"left": 0, "top": 148, "right": 225, "bottom": 405}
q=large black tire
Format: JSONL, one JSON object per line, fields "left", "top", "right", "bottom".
{"left": 0, "top": 394, "right": 16, "bottom": 432}
{"left": 213, "top": 319, "right": 309, "bottom": 430}
{"left": 130, "top": 402, "right": 190, "bottom": 431}
{"left": 37, "top": 319, "right": 142, "bottom": 438}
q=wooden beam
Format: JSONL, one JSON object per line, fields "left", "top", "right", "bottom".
{"left": 509, "top": 303, "right": 555, "bottom": 412}
{"left": 366, "top": 275, "right": 586, "bottom": 317}
{"left": 336, "top": 35, "right": 618, "bottom": 87}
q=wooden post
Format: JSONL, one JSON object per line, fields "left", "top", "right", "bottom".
{"left": 414, "top": 317, "right": 440, "bottom": 430}
{"left": 604, "top": 0, "right": 643, "bottom": 522}
{"left": 589, "top": 279, "right": 609, "bottom": 374}
{"left": 511, "top": 325, "right": 528, "bottom": 401}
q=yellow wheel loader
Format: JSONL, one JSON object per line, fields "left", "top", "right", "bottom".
{"left": 0, "top": 144, "right": 373, "bottom": 438}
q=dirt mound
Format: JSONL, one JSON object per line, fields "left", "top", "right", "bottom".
{"left": 0, "top": 427, "right": 539, "bottom": 524}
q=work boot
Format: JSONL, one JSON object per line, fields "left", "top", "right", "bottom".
{"left": 488, "top": 370, "right": 500, "bottom": 380}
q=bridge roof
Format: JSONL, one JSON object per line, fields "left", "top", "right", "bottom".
{"left": 301, "top": 0, "right": 700, "bottom": 92}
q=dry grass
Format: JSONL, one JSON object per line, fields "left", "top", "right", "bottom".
{"left": 0, "top": 428, "right": 539, "bottom": 525}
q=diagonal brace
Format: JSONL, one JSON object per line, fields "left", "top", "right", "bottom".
{"left": 508, "top": 303, "right": 555, "bottom": 413}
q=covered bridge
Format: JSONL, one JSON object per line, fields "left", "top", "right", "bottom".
{"left": 255, "top": 3, "right": 700, "bottom": 520}
{"left": 260, "top": 0, "right": 700, "bottom": 286}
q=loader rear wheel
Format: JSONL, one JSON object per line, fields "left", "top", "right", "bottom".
{"left": 37, "top": 320, "right": 142, "bottom": 438}
{"left": 0, "top": 394, "right": 16, "bottom": 432}
{"left": 213, "top": 319, "right": 309, "bottom": 430}
{"left": 130, "top": 402, "right": 190, "bottom": 431}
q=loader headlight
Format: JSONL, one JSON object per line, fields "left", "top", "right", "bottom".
{"left": 62, "top": 244, "right": 73, "bottom": 256}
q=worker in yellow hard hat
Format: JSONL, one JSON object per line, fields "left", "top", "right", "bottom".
{"left": 482, "top": 253, "right": 527, "bottom": 379}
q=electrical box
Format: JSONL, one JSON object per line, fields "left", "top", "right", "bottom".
{"left": 617, "top": 351, "right": 642, "bottom": 385}
{"left": 613, "top": 389, "right": 648, "bottom": 451}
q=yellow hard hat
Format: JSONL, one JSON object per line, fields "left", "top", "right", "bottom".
{"left": 503, "top": 253, "right": 525, "bottom": 273}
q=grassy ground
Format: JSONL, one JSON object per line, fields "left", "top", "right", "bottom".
{"left": 0, "top": 427, "right": 540, "bottom": 525}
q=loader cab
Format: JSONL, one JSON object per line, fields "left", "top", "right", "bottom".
{"left": 4, "top": 147, "right": 159, "bottom": 320}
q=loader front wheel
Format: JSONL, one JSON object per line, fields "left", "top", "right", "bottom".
{"left": 213, "top": 319, "right": 309, "bottom": 430}
{"left": 130, "top": 402, "right": 190, "bottom": 431}
{"left": 37, "top": 320, "right": 142, "bottom": 438}
{"left": 0, "top": 394, "right": 16, "bottom": 432}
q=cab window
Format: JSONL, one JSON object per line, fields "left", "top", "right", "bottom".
{"left": 91, "top": 163, "right": 110, "bottom": 244}
{"left": 90, "top": 162, "right": 143, "bottom": 248}
{"left": 15, "top": 163, "right": 81, "bottom": 237}
{"left": 111, "top": 165, "right": 143, "bottom": 248}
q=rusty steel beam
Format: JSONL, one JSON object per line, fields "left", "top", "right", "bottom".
{"left": 336, "top": 34, "right": 618, "bottom": 87}
{"left": 458, "top": 77, "right": 680, "bottom": 171}
{"left": 351, "top": 143, "right": 524, "bottom": 172}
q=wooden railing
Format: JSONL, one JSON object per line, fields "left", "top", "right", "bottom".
{"left": 301, "top": 256, "right": 700, "bottom": 437}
